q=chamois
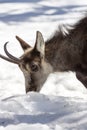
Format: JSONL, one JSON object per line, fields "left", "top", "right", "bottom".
{"left": 0, "top": 16, "right": 87, "bottom": 93}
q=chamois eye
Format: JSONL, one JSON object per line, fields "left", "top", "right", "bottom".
{"left": 30, "top": 63, "right": 38, "bottom": 72}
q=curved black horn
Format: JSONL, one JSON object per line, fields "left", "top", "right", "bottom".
{"left": 4, "top": 42, "right": 20, "bottom": 63}
{"left": 0, "top": 54, "right": 20, "bottom": 64}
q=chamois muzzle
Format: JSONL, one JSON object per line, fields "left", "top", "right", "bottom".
{"left": 0, "top": 42, "right": 20, "bottom": 64}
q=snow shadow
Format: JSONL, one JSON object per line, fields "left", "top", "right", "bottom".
{"left": 0, "top": 113, "right": 60, "bottom": 126}
{"left": 1, "top": 110, "right": 87, "bottom": 128}
{"left": 0, "top": 93, "right": 87, "bottom": 127}
{"left": 0, "top": 4, "right": 87, "bottom": 23}
{"left": 0, "top": 0, "right": 41, "bottom": 3}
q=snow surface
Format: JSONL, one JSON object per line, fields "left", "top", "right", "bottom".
{"left": 0, "top": 0, "right": 87, "bottom": 130}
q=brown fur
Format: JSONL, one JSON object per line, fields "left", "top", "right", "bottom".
{"left": 1, "top": 17, "right": 87, "bottom": 93}
{"left": 45, "top": 16, "right": 87, "bottom": 87}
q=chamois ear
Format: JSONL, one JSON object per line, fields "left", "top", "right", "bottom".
{"left": 16, "top": 36, "right": 31, "bottom": 51}
{"left": 34, "top": 31, "right": 45, "bottom": 56}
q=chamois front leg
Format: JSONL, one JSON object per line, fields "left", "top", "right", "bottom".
{"left": 76, "top": 71, "right": 87, "bottom": 88}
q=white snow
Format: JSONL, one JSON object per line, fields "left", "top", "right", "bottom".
{"left": 0, "top": 0, "right": 87, "bottom": 130}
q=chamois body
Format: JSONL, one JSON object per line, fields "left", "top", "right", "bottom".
{"left": 45, "top": 17, "right": 87, "bottom": 87}
{"left": 0, "top": 16, "right": 87, "bottom": 92}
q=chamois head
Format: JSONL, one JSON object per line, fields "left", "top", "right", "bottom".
{"left": 0, "top": 31, "right": 53, "bottom": 93}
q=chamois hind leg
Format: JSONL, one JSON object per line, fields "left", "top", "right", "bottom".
{"left": 76, "top": 43, "right": 87, "bottom": 88}
{"left": 76, "top": 71, "right": 87, "bottom": 88}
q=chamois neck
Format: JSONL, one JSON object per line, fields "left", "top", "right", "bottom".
{"left": 45, "top": 29, "right": 65, "bottom": 71}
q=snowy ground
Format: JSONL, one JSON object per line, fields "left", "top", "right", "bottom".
{"left": 0, "top": 0, "right": 87, "bottom": 130}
